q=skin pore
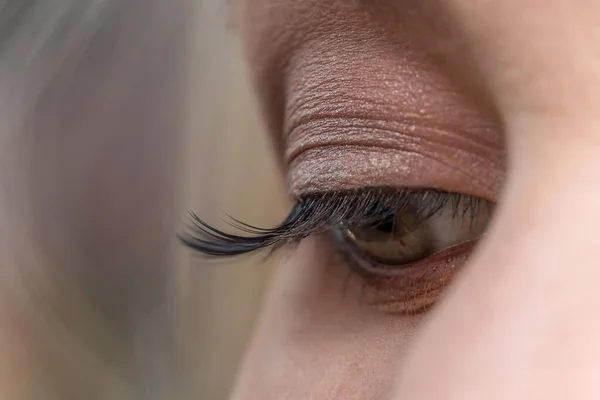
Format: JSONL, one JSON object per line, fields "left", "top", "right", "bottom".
{"left": 228, "top": 0, "right": 600, "bottom": 399}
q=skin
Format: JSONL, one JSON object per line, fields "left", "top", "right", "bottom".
{"left": 1, "top": 1, "right": 598, "bottom": 398}
{"left": 233, "top": 0, "right": 600, "bottom": 399}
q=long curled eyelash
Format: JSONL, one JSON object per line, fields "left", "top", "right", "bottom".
{"left": 180, "top": 188, "right": 487, "bottom": 257}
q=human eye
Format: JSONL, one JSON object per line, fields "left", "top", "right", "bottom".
{"left": 181, "top": 187, "right": 493, "bottom": 314}
{"left": 184, "top": 0, "right": 506, "bottom": 316}
{"left": 331, "top": 189, "right": 490, "bottom": 268}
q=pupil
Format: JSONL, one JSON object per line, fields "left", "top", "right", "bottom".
{"left": 373, "top": 214, "right": 395, "bottom": 233}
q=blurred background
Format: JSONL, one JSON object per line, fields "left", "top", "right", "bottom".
{"left": 0, "top": 1, "right": 289, "bottom": 399}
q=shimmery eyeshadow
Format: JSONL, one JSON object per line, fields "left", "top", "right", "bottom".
{"left": 280, "top": 38, "right": 505, "bottom": 200}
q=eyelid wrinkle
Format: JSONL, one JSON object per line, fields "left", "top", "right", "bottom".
{"left": 284, "top": 115, "right": 502, "bottom": 164}
{"left": 284, "top": 111, "right": 504, "bottom": 200}
{"left": 288, "top": 145, "right": 502, "bottom": 202}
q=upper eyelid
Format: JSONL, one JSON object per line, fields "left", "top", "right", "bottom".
{"left": 284, "top": 115, "right": 503, "bottom": 163}
{"left": 242, "top": 1, "right": 505, "bottom": 203}
{"left": 287, "top": 145, "right": 502, "bottom": 202}
{"left": 279, "top": 51, "right": 504, "bottom": 200}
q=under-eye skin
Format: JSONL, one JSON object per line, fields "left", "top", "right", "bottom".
{"left": 181, "top": 188, "right": 494, "bottom": 314}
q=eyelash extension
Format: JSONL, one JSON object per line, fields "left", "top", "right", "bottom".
{"left": 180, "top": 188, "right": 487, "bottom": 257}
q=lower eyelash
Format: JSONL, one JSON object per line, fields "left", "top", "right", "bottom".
{"left": 180, "top": 187, "right": 485, "bottom": 257}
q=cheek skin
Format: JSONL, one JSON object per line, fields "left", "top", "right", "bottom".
{"left": 229, "top": 237, "right": 425, "bottom": 400}
{"left": 391, "top": 127, "right": 600, "bottom": 399}
{"left": 389, "top": 2, "right": 600, "bottom": 397}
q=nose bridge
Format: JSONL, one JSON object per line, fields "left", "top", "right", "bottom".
{"left": 393, "top": 153, "right": 600, "bottom": 398}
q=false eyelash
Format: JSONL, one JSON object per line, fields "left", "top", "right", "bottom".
{"left": 180, "top": 188, "right": 488, "bottom": 257}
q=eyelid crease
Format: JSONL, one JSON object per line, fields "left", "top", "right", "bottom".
{"left": 180, "top": 188, "right": 490, "bottom": 257}
{"left": 284, "top": 115, "right": 503, "bottom": 165}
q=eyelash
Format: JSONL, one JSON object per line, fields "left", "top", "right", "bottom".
{"left": 179, "top": 187, "right": 487, "bottom": 257}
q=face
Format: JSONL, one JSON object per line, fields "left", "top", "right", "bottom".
{"left": 187, "top": 1, "right": 600, "bottom": 398}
